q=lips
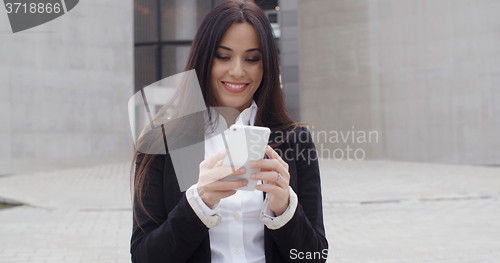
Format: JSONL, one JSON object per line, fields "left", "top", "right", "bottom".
{"left": 222, "top": 81, "right": 249, "bottom": 93}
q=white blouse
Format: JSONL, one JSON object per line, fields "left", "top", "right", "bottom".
{"left": 185, "top": 100, "right": 299, "bottom": 263}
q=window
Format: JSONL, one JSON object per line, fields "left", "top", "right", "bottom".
{"left": 134, "top": 0, "right": 280, "bottom": 92}
{"left": 134, "top": 0, "right": 213, "bottom": 92}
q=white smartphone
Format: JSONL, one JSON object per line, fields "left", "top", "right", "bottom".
{"left": 220, "top": 124, "right": 271, "bottom": 191}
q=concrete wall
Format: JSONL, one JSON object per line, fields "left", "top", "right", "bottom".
{"left": 278, "top": 0, "right": 300, "bottom": 121}
{"left": 298, "top": 0, "right": 500, "bottom": 165}
{"left": 0, "top": 1, "right": 134, "bottom": 174}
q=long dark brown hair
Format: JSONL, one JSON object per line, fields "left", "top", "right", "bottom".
{"left": 131, "top": 0, "right": 299, "bottom": 228}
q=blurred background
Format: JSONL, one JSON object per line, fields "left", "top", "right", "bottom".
{"left": 1, "top": 0, "right": 499, "bottom": 262}
{"left": 1, "top": 0, "right": 499, "bottom": 176}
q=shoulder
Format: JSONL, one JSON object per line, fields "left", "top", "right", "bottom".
{"left": 136, "top": 152, "right": 167, "bottom": 167}
{"left": 269, "top": 125, "right": 315, "bottom": 148}
{"left": 135, "top": 153, "right": 168, "bottom": 181}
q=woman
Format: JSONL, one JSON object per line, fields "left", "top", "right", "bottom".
{"left": 130, "top": 1, "right": 328, "bottom": 262}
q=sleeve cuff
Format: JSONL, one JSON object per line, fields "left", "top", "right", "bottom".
{"left": 192, "top": 183, "right": 220, "bottom": 216}
{"left": 260, "top": 186, "right": 298, "bottom": 230}
{"left": 186, "top": 184, "right": 223, "bottom": 228}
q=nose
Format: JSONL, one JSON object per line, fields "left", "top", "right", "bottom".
{"left": 229, "top": 58, "right": 245, "bottom": 78}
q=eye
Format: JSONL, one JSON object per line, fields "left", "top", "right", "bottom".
{"left": 215, "top": 54, "right": 230, "bottom": 61}
{"left": 247, "top": 57, "right": 261, "bottom": 63}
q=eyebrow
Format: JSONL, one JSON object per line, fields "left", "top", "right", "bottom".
{"left": 218, "top": 45, "right": 261, "bottom": 52}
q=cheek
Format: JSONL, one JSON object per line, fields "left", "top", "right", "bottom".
{"left": 253, "top": 66, "right": 264, "bottom": 84}
{"left": 211, "top": 64, "right": 223, "bottom": 83}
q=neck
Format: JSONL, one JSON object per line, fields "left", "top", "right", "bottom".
{"left": 215, "top": 100, "right": 253, "bottom": 128}
{"left": 218, "top": 107, "right": 240, "bottom": 128}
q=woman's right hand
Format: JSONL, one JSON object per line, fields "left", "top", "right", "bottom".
{"left": 197, "top": 149, "right": 248, "bottom": 208}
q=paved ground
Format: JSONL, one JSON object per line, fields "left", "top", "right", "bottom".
{"left": 0, "top": 159, "right": 499, "bottom": 263}
{"left": 320, "top": 160, "right": 500, "bottom": 263}
{"left": 0, "top": 163, "right": 132, "bottom": 263}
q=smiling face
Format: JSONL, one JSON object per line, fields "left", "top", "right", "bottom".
{"left": 211, "top": 22, "right": 263, "bottom": 112}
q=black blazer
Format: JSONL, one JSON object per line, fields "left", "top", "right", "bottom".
{"left": 131, "top": 126, "right": 328, "bottom": 262}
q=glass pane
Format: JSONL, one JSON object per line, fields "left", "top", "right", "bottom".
{"left": 256, "top": 0, "right": 278, "bottom": 10}
{"left": 213, "top": 0, "right": 227, "bottom": 7}
{"left": 268, "top": 13, "right": 277, "bottom": 23}
{"left": 135, "top": 46, "right": 158, "bottom": 92}
{"left": 162, "top": 45, "right": 191, "bottom": 78}
{"left": 134, "top": 0, "right": 159, "bottom": 43}
{"left": 161, "top": 0, "right": 211, "bottom": 41}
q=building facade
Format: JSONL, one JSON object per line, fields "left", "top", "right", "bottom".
{"left": 298, "top": 0, "right": 500, "bottom": 165}
{"left": 0, "top": 0, "right": 134, "bottom": 174}
{"left": 2, "top": 0, "right": 496, "bottom": 174}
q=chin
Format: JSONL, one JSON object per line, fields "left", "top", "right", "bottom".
{"left": 220, "top": 97, "right": 249, "bottom": 110}
{"left": 221, "top": 100, "right": 243, "bottom": 109}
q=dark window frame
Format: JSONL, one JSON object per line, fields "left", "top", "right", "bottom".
{"left": 134, "top": 0, "right": 278, "bottom": 92}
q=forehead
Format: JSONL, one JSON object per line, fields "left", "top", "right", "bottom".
{"left": 219, "top": 22, "right": 261, "bottom": 50}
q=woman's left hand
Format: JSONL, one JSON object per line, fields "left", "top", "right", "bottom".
{"left": 250, "top": 145, "right": 290, "bottom": 216}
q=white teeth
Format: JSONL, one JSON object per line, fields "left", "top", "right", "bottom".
{"left": 224, "top": 82, "right": 246, "bottom": 89}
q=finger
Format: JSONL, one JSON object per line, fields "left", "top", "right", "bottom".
{"left": 255, "top": 182, "right": 286, "bottom": 196}
{"left": 250, "top": 159, "right": 289, "bottom": 180}
{"left": 265, "top": 145, "right": 288, "bottom": 169}
{"left": 215, "top": 166, "right": 246, "bottom": 179}
{"left": 202, "top": 178, "right": 248, "bottom": 191}
{"left": 202, "top": 166, "right": 246, "bottom": 186}
{"left": 214, "top": 159, "right": 223, "bottom": 167}
{"left": 200, "top": 149, "right": 226, "bottom": 169}
{"left": 250, "top": 171, "right": 287, "bottom": 186}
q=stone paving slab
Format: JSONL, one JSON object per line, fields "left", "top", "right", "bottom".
{"left": 324, "top": 199, "right": 500, "bottom": 263}
{"left": 320, "top": 160, "right": 500, "bottom": 204}
{"left": 0, "top": 206, "right": 132, "bottom": 263}
{"left": 0, "top": 162, "right": 132, "bottom": 210}
{"left": 0, "top": 159, "right": 498, "bottom": 262}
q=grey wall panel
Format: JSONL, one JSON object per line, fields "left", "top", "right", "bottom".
{"left": 0, "top": 0, "right": 134, "bottom": 174}
{"left": 279, "top": 0, "right": 300, "bottom": 121}
{"left": 298, "top": 0, "right": 500, "bottom": 165}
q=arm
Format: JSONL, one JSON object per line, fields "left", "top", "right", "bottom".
{"left": 130, "top": 153, "right": 209, "bottom": 263}
{"left": 269, "top": 127, "right": 329, "bottom": 262}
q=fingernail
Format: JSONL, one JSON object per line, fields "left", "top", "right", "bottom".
{"left": 250, "top": 161, "right": 256, "bottom": 167}
{"left": 243, "top": 180, "right": 248, "bottom": 185}
{"left": 250, "top": 173, "right": 255, "bottom": 179}
{"left": 239, "top": 167, "right": 246, "bottom": 173}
